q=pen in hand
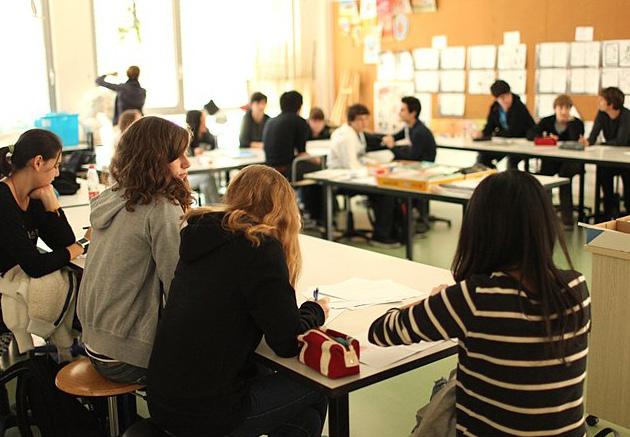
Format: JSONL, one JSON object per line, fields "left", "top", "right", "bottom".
{"left": 312, "top": 287, "right": 319, "bottom": 301}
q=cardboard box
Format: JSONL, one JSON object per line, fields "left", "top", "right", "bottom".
{"left": 579, "top": 215, "right": 630, "bottom": 253}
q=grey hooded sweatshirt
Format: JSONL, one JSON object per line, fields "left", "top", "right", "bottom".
{"left": 77, "top": 187, "right": 182, "bottom": 368}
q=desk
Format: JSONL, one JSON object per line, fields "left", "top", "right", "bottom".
{"left": 187, "top": 149, "right": 265, "bottom": 175}
{"left": 256, "top": 235, "right": 457, "bottom": 437}
{"left": 57, "top": 179, "right": 106, "bottom": 209}
{"left": 306, "top": 169, "right": 568, "bottom": 260}
{"left": 436, "top": 137, "right": 630, "bottom": 220}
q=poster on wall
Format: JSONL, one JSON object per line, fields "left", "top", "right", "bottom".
{"left": 411, "top": 0, "right": 437, "bottom": 12}
{"left": 376, "top": 0, "right": 393, "bottom": 37}
{"left": 363, "top": 25, "right": 382, "bottom": 64}
{"left": 337, "top": 0, "right": 359, "bottom": 35}
{"left": 374, "top": 81, "right": 415, "bottom": 133}
{"left": 392, "top": 14, "right": 409, "bottom": 41}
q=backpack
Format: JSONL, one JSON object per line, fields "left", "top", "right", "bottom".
{"left": 52, "top": 171, "right": 80, "bottom": 196}
{"left": 17, "top": 355, "right": 102, "bottom": 437}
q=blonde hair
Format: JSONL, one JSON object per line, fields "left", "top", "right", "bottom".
{"left": 184, "top": 165, "right": 302, "bottom": 286}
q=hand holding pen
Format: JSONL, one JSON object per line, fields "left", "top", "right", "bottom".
{"left": 312, "top": 287, "right": 329, "bottom": 320}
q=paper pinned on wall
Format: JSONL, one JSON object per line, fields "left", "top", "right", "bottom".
{"left": 538, "top": 69, "right": 554, "bottom": 93}
{"left": 538, "top": 43, "right": 555, "bottom": 68}
{"left": 570, "top": 68, "right": 600, "bottom": 94}
{"left": 395, "top": 51, "right": 415, "bottom": 80}
{"left": 440, "top": 70, "right": 466, "bottom": 92}
{"left": 432, "top": 35, "right": 447, "bottom": 49}
{"left": 575, "top": 26, "right": 594, "bottom": 42}
{"left": 619, "top": 41, "right": 630, "bottom": 67}
{"left": 360, "top": 0, "right": 378, "bottom": 19}
{"left": 498, "top": 44, "right": 527, "bottom": 70}
{"left": 619, "top": 69, "right": 630, "bottom": 94}
{"left": 377, "top": 51, "right": 397, "bottom": 81}
{"left": 440, "top": 46, "right": 466, "bottom": 70}
{"left": 584, "top": 42, "right": 601, "bottom": 67}
{"left": 601, "top": 69, "right": 619, "bottom": 89}
{"left": 468, "top": 45, "right": 496, "bottom": 69}
{"left": 412, "top": 47, "right": 440, "bottom": 70}
{"left": 468, "top": 70, "right": 496, "bottom": 95}
{"left": 570, "top": 42, "right": 586, "bottom": 67}
{"left": 536, "top": 94, "right": 557, "bottom": 119}
{"left": 503, "top": 31, "right": 521, "bottom": 46}
{"left": 439, "top": 93, "right": 466, "bottom": 116}
{"left": 553, "top": 43, "right": 570, "bottom": 68}
{"left": 374, "top": 81, "right": 415, "bottom": 133}
{"left": 603, "top": 41, "right": 620, "bottom": 67}
{"left": 414, "top": 71, "right": 440, "bottom": 92}
{"left": 552, "top": 69, "right": 568, "bottom": 93}
{"left": 363, "top": 25, "right": 382, "bottom": 64}
{"left": 497, "top": 70, "right": 526, "bottom": 95}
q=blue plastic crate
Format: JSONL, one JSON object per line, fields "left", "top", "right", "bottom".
{"left": 35, "top": 113, "right": 79, "bottom": 146}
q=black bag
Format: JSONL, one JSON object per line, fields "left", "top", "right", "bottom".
{"left": 18, "top": 355, "right": 101, "bottom": 437}
{"left": 52, "top": 171, "right": 80, "bottom": 196}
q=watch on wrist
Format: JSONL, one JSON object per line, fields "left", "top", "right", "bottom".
{"left": 76, "top": 238, "right": 90, "bottom": 254}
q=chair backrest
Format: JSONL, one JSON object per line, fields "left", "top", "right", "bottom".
{"left": 122, "top": 418, "right": 170, "bottom": 437}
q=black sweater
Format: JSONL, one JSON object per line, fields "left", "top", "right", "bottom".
{"left": 587, "top": 107, "right": 630, "bottom": 146}
{"left": 391, "top": 120, "right": 437, "bottom": 162}
{"left": 263, "top": 112, "right": 309, "bottom": 167}
{"left": 482, "top": 94, "right": 535, "bottom": 138}
{"left": 239, "top": 110, "right": 269, "bottom": 148}
{"left": 526, "top": 115, "right": 585, "bottom": 141}
{"left": 0, "top": 183, "right": 75, "bottom": 278}
{"left": 147, "top": 212, "right": 324, "bottom": 437}
{"left": 95, "top": 76, "right": 146, "bottom": 125}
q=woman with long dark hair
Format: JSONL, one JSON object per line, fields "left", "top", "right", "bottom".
{"left": 369, "top": 171, "right": 590, "bottom": 436}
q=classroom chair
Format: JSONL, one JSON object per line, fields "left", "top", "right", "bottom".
{"left": 122, "top": 418, "right": 170, "bottom": 437}
{"left": 55, "top": 357, "right": 144, "bottom": 437}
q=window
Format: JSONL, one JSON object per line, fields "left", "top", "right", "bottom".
{"left": 92, "top": 0, "right": 180, "bottom": 110}
{"left": 0, "top": 0, "right": 52, "bottom": 133}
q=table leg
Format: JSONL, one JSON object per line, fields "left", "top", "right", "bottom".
{"left": 328, "top": 394, "right": 349, "bottom": 437}
{"left": 406, "top": 197, "right": 414, "bottom": 261}
{"left": 524, "top": 158, "right": 530, "bottom": 173}
{"left": 325, "top": 185, "right": 333, "bottom": 241}
{"left": 594, "top": 168, "right": 601, "bottom": 222}
{"left": 578, "top": 169, "right": 585, "bottom": 222}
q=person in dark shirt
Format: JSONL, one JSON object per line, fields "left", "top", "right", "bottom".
{"left": 0, "top": 130, "right": 88, "bottom": 330}
{"left": 476, "top": 80, "right": 535, "bottom": 169}
{"left": 382, "top": 96, "right": 436, "bottom": 162}
{"left": 186, "top": 110, "right": 217, "bottom": 155}
{"left": 239, "top": 92, "right": 269, "bottom": 148}
{"left": 307, "top": 107, "right": 332, "bottom": 141}
{"left": 580, "top": 87, "right": 630, "bottom": 218}
{"left": 96, "top": 65, "right": 147, "bottom": 126}
{"left": 147, "top": 165, "right": 328, "bottom": 437}
{"left": 527, "top": 94, "right": 585, "bottom": 228}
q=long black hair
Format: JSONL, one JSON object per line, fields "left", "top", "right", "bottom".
{"left": 185, "top": 110, "right": 203, "bottom": 150}
{"left": 452, "top": 171, "right": 585, "bottom": 358}
{"left": 0, "top": 129, "right": 63, "bottom": 177}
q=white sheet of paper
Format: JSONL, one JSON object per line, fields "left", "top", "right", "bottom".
{"left": 312, "top": 278, "right": 429, "bottom": 308}
{"left": 539, "top": 43, "right": 555, "bottom": 67}
{"left": 440, "top": 46, "right": 466, "bottom": 70}
{"left": 619, "top": 69, "right": 630, "bottom": 94}
{"left": 619, "top": 41, "right": 630, "bottom": 67}
{"left": 584, "top": 42, "right": 601, "bottom": 67}
{"left": 414, "top": 70, "right": 440, "bottom": 92}
{"left": 584, "top": 68, "right": 600, "bottom": 94}
{"left": 553, "top": 43, "right": 570, "bottom": 68}
{"left": 537, "top": 69, "right": 554, "bottom": 93}
{"left": 396, "top": 51, "right": 415, "bottom": 81}
{"left": 363, "top": 25, "right": 382, "bottom": 65}
{"left": 377, "top": 51, "right": 397, "bottom": 81}
{"left": 432, "top": 35, "right": 447, "bottom": 49}
{"left": 498, "top": 44, "right": 527, "bottom": 70}
{"left": 575, "top": 26, "right": 594, "bottom": 42}
{"left": 468, "top": 69, "right": 496, "bottom": 94}
{"left": 354, "top": 333, "right": 444, "bottom": 368}
{"left": 570, "top": 42, "right": 586, "bottom": 67}
{"left": 552, "top": 69, "right": 568, "bottom": 93}
{"left": 603, "top": 41, "right": 620, "bottom": 67}
{"left": 536, "top": 94, "right": 557, "bottom": 118}
{"left": 438, "top": 93, "right": 465, "bottom": 116}
{"left": 440, "top": 70, "right": 466, "bottom": 92}
{"left": 570, "top": 68, "right": 586, "bottom": 93}
{"left": 468, "top": 45, "right": 496, "bottom": 69}
{"left": 503, "top": 31, "right": 520, "bottom": 46}
{"left": 497, "top": 70, "right": 526, "bottom": 95}
{"left": 601, "top": 68, "right": 619, "bottom": 89}
{"left": 412, "top": 47, "right": 440, "bottom": 70}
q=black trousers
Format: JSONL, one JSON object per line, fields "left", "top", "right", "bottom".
{"left": 271, "top": 161, "right": 324, "bottom": 223}
{"left": 477, "top": 152, "right": 520, "bottom": 170}
{"left": 539, "top": 160, "right": 583, "bottom": 225}
{"left": 597, "top": 166, "right": 630, "bottom": 219}
{"left": 368, "top": 194, "right": 397, "bottom": 240}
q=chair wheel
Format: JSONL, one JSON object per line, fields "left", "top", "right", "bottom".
{"left": 586, "top": 415, "right": 600, "bottom": 426}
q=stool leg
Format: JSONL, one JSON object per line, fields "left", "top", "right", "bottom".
{"left": 107, "top": 397, "right": 119, "bottom": 437}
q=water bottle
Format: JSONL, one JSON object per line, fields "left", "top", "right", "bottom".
{"left": 87, "top": 165, "right": 100, "bottom": 200}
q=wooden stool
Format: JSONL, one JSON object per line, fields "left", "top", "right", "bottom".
{"left": 55, "top": 357, "right": 144, "bottom": 437}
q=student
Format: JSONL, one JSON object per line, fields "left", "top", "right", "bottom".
{"left": 527, "top": 94, "right": 585, "bottom": 228}
{"left": 476, "top": 80, "right": 535, "bottom": 169}
{"left": 264, "top": 90, "right": 322, "bottom": 222}
{"left": 328, "top": 103, "right": 370, "bottom": 169}
{"left": 147, "top": 165, "right": 328, "bottom": 437}
{"left": 307, "top": 107, "right": 332, "bottom": 141}
{"left": 112, "top": 109, "right": 142, "bottom": 149}
{"left": 95, "top": 66, "right": 147, "bottom": 126}
{"left": 369, "top": 171, "right": 590, "bottom": 436}
{"left": 0, "top": 130, "right": 87, "bottom": 330}
{"left": 239, "top": 92, "right": 269, "bottom": 148}
{"left": 186, "top": 110, "right": 220, "bottom": 205}
{"left": 382, "top": 96, "right": 436, "bottom": 162}
{"left": 579, "top": 87, "right": 630, "bottom": 218}
{"left": 78, "top": 116, "right": 193, "bottom": 384}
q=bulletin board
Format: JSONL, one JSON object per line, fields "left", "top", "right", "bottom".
{"left": 332, "top": 0, "right": 630, "bottom": 126}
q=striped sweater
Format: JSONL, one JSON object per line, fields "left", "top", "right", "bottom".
{"left": 368, "top": 271, "right": 590, "bottom": 436}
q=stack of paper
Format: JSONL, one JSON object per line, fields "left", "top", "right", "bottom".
{"left": 354, "top": 333, "right": 449, "bottom": 368}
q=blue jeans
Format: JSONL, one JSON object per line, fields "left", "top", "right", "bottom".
{"left": 229, "top": 372, "right": 328, "bottom": 437}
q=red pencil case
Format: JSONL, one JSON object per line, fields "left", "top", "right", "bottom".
{"left": 534, "top": 136, "right": 557, "bottom": 146}
{"left": 297, "top": 328, "right": 360, "bottom": 379}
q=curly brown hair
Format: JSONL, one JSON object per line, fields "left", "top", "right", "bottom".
{"left": 110, "top": 116, "right": 193, "bottom": 212}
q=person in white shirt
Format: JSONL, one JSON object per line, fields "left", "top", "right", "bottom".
{"left": 328, "top": 104, "right": 370, "bottom": 169}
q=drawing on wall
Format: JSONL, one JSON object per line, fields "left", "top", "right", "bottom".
{"left": 374, "top": 81, "right": 415, "bottom": 133}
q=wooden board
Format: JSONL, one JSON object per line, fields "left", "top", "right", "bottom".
{"left": 332, "top": 0, "right": 630, "bottom": 128}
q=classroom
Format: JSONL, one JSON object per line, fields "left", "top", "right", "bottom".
{"left": 0, "top": 0, "right": 629, "bottom": 436}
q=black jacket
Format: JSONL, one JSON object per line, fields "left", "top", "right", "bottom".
{"left": 307, "top": 125, "right": 332, "bottom": 141}
{"left": 147, "top": 212, "right": 324, "bottom": 436}
{"left": 239, "top": 110, "right": 269, "bottom": 148}
{"left": 391, "top": 120, "right": 437, "bottom": 162}
{"left": 482, "top": 94, "right": 535, "bottom": 138}
{"left": 587, "top": 107, "right": 630, "bottom": 146}
{"left": 263, "top": 112, "right": 309, "bottom": 167}
{"left": 95, "top": 76, "right": 146, "bottom": 125}
{"left": 526, "top": 116, "right": 585, "bottom": 141}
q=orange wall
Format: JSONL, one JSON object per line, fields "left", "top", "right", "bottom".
{"left": 332, "top": 0, "right": 630, "bottom": 124}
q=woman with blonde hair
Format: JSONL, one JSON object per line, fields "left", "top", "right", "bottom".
{"left": 147, "top": 164, "right": 329, "bottom": 437}
{"left": 78, "top": 116, "right": 193, "bottom": 384}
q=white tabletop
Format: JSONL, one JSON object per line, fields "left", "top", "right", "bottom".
{"left": 57, "top": 179, "right": 104, "bottom": 209}
{"left": 437, "top": 136, "right": 630, "bottom": 166}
